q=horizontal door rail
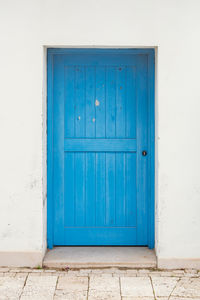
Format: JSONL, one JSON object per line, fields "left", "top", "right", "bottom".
{"left": 64, "top": 138, "right": 136, "bottom": 152}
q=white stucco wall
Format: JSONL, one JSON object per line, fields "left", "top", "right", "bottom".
{"left": 0, "top": 0, "right": 200, "bottom": 268}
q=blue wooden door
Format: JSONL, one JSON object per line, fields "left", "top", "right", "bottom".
{"left": 48, "top": 49, "right": 155, "bottom": 247}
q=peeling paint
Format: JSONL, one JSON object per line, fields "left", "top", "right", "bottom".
{"left": 95, "top": 99, "right": 100, "bottom": 106}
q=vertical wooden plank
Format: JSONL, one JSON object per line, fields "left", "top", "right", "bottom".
{"left": 85, "top": 152, "right": 96, "bottom": 226}
{"left": 64, "top": 67, "right": 75, "bottom": 137}
{"left": 96, "top": 153, "right": 106, "bottom": 226}
{"left": 105, "top": 66, "right": 116, "bottom": 227}
{"left": 116, "top": 66, "right": 126, "bottom": 138}
{"left": 96, "top": 66, "right": 106, "bottom": 137}
{"left": 75, "top": 66, "right": 85, "bottom": 137}
{"left": 74, "top": 65, "right": 86, "bottom": 227}
{"left": 136, "top": 55, "right": 148, "bottom": 244}
{"left": 115, "top": 153, "right": 126, "bottom": 226}
{"left": 85, "top": 67, "right": 96, "bottom": 226}
{"left": 106, "top": 67, "right": 116, "bottom": 138}
{"left": 147, "top": 51, "right": 155, "bottom": 249}
{"left": 126, "top": 153, "right": 137, "bottom": 226}
{"left": 74, "top": 152, "right": 85, "bottom": 226}
{"left": 64, "top": 153, "right": 74, "bottom": 226}
{"left": 47, "top": 51, "right": 53, "bottom": 248}
{"left": 126, "top": 67, "right": 136, "bottom": 138}
{"left": 115, "top": 66, "right": 126, "bottom": 228}
{"left": 85, "top": 66, "right": 95, "bottom": 138}
{"left": 105, "top": 153, "right": 115, "bottom": 226}
{"left": 53, "top": 55, "right": 65, "bottom": 243}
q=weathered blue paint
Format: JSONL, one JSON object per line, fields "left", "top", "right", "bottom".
{"left": 47, "top": 48, "right": 155, "bottom": 248}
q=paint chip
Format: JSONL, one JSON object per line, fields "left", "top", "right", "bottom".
{"left": 95, "top": 99, "right": 100, "bottom": 106}
{"left": 77, "top": 116, "right": 81, "bottom": 120}
{"left": 92, "top": 118, "right": 96, "bottom": 122}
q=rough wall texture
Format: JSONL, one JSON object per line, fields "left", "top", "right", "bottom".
{"left": 0, "top": 0, "right": 200, "bottom": 266}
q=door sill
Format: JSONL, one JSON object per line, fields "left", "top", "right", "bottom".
{"left": 43, "top": 247, "right": 156, "bottom": 269}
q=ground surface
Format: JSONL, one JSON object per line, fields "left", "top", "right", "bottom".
{"left": 0, "top": 268, "right": 200, "bottom": 299}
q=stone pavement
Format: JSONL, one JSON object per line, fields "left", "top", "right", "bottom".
{"left": 0, "top": 267, "right": 200, "bottom": 299}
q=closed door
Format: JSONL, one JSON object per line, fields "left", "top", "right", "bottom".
{"left": 47, "top": 49, "right": 154, "bottom": 247}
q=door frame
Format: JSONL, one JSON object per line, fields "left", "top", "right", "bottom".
{"left": 47, "top": 48, "right": 155, "bottom": 249}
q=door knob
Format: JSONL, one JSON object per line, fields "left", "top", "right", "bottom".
{"left": 142, "top": 150, "right": 147, "bottom": 156}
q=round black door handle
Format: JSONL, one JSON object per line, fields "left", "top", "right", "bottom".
{"left": 142, "top": 150, "right": 147, "bottom": 156}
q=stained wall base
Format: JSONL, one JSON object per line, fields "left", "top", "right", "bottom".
{"left": 157, "top": 258, "right": 200, "bottom": 270}
{"left": 0, "top": 251, "right": 44, "bottom": 268}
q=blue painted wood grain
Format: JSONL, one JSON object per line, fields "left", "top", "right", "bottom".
{"left": 47, "top": 48, "right": 155, "bottom": 247}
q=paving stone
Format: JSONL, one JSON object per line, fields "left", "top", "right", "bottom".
{"left": 0, "top": 276, "right": 25, "bottom": 299}
{"left": 54, "top": 290, "right": 87, "bottom": 300}
{"left": 57, "top": 276, "right": 88, "bottom": 291}
{"left": 151, "top": 276, "right": 179, "bottom": 297}
{"left": 89, "top": 276, "right": 120, "bottom": 292}
{"left": 26, "top": 274, "right": 57, "bottom": 287}
{"left": 120, "top": 277, "right": 154, "bottom": 297}
{"left": 20, "top": 287, "right": 55, "bottom": 300}
{"left": 21, "top": 275, "right": 57, "bottom": 300}
{"left": 172, "top": 277, "right": 200, "bottom": 298}
{"left": 88, "top": 290, "right": 121, "bottom": 299}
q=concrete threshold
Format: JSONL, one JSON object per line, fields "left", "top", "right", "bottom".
{"left": 43, "top": 247, "right": 156, "bottom": 269}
